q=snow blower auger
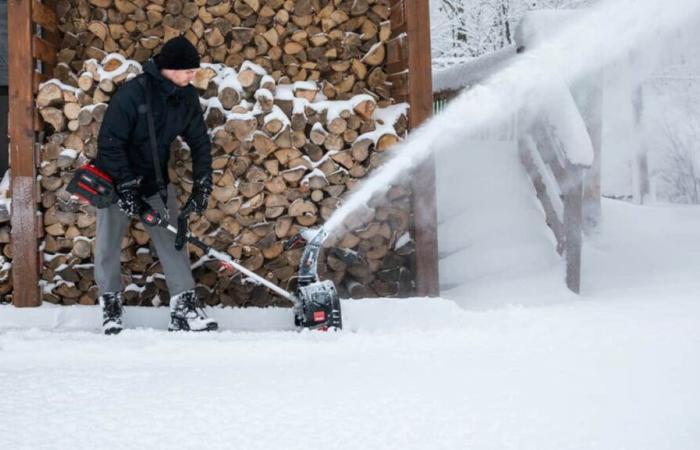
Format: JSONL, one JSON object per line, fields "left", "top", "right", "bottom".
{"left": 142, "top": 213, "right": 342, "bottom": 331}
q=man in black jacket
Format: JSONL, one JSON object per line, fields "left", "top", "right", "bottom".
{"left": 94, "top": 37, "right": 217, "bottom": 334}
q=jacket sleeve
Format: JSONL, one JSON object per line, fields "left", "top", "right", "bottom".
{"left": 96, "top": 86, "right": 138, "bottom": 185}
{"left": 181, "top": 89, "right": 212, "bottom": 184}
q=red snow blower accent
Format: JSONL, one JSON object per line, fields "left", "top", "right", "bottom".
{"left": 66, "top": 164, "right": 116, "bottom": 209}
{"left": 219, "top": 261, "right": 235, "bottom": 272}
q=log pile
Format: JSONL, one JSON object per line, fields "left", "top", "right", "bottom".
{"left": 55, "top": 0, "right": 394, "bottom": 101}
{"left": 36, "top": 52, "right": 414, "bottom": 306}
{"left": 0, "top": 171, "right": 11, "bottom": 301}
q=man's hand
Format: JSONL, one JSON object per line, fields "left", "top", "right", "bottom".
{"left": 115, "top": 178, "right": 161, "bottom": 225}
{"left": 181, "top": 175, "right": 212, "bottom": 216}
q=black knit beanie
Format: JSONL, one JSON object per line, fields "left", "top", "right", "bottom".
{"left": 155, "top": 36, "right": 200, "bottom": 70}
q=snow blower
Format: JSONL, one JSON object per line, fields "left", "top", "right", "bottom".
{"left": 144, "top": 214, "right": 342, "bottom": 331}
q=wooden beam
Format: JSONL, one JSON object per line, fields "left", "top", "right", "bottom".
{"left": 390, "top": 0, "right": 407, "bottom": 35}
{"left": 386, "top": 34, "right": 408, "bottom": 74}
{"left": 8, "top": 0, "right": 41, "bottom": 307}
{"left": 582, "top": 73, "right": 603, "bottom": 230}
{"left": 31, "top": 0, "right": 58, "bottom": 32}
{"left": 518, "top": 137, "right": 565, "bottom": 255}
{"left": 387, "top": 71, "right": 409, "bottom": 98}
{"left": 563, "top": 166, "right": 584, "bottom": 294}
{"left": 32, "top": 35, "right": 58, "bottom": 67}
{"left": 33, "top": 71, "right": 49, "bottom": 94}
{"left": 39, "top": 0, "right": 60, "bottom": 65}
{"left": 404, "top": 0, "right": 439, "bottom": 297}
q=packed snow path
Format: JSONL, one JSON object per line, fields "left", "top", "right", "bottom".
{"left": 1, "top": 199, "right": 700, "bottom": 450}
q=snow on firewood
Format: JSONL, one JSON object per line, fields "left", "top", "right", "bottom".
{"left": 263, "top": 105, "right": 291, "bottom": 127}
{"left": 374, "top": 103, "right": 410, "bottom": 127}
{"left": 84, "top": 54, "right": 142, "bottom": 82}
{"left": 0, "top": 170, "right": 10, "bottom": 218}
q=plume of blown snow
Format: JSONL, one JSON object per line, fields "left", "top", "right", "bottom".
{"left": 322, "top": 0, "right": 700, "bottom": 237}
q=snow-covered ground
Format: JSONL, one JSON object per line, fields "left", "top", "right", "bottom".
{"left": 1, "top": 199, "right": 700, "bottom": 449}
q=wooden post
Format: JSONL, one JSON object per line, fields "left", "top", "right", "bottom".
{"left": 404, "top": 0, "right": 439, "bottom": 297}
{"left": 632, "top": 84, "right": 649, "bottom": 204}
{"left": 563, "top": 166, "right": 584, "bottom": 294}
{"left": 8, "top": 0, "right": 41, "bottom": 307}
{"left": 573, "top": 72, "right": 603, "bottom": 232}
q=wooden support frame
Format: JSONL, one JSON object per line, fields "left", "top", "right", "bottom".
{"left": 517, "top": 116, "right": 587, "bottom": 295}
{"left": 572, "top": 72, "right": 603, "bottom": 232}
{"left": 406, "top": 0, "right": 439, "bottom": 296}
{"left": 563, "top": 166, "right": 584, "bottom": 293}
{"left": 8, "top": 0, "right": 41, "bottom": 307}
{"left": 389, "top": 0, "right": 440, "bottom": 297}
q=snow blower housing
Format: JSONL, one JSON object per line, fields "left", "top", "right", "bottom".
{"left": 284, "top": 229, "right": 342, "bottom": 330}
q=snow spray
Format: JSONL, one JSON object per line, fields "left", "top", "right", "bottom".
{"left": 321, "top": 0, "right": 700, "bottom": 239}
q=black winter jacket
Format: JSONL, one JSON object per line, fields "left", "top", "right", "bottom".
{"left": 95, "top": 59, "right": 211, "bottom": 197}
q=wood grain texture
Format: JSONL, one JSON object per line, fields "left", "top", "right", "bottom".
{"left": 31, "top": 0, "right": 58, "bottom": 32}
{"left": 9, "top": 0, "right": 40, "bottom": 306}
{"left": 32, "top": 35, "right": 58, "bottom": 67}
{"left": 404, "top": 0, "right": 439, "bottom": 297}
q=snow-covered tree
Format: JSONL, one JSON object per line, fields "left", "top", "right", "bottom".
{"left": 430, "top": 0, "right": 595, "bottom": 69}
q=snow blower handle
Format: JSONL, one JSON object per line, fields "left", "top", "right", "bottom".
{"left": 153, "top": 220, "right": 297, "bottom": 302}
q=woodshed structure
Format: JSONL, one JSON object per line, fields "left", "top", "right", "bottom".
{"left": 4, "top": 0, "right": 439, "bottom": 307}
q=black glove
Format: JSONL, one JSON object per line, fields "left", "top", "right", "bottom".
{"left": 174, "top": 213, "right": 189, "bottom": 251}
{"left": 181, "top": 175, "right": 212, "bottom": 216}
{"left": 174, "top": 176, "right": 212, "bottom": 250}
{"left": 115, "top": 178, "right": 161, "bottom": 225}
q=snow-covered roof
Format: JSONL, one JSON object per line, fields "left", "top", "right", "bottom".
{"left": 432, "top": 45, "right": 517, "bottom": 94}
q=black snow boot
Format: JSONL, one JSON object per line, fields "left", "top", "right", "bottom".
{"left": 169, "top": 290, "right": 218, "bottom": 332}
{"left": 99, "top": 292, "right": 123, "bottom": 335}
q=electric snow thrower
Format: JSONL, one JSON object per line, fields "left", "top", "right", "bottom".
{"left": 145, "top": 214, "right": 342, "bottom": 331}
{"left": 66, "top": 165, "right": 342, "bottom": 330}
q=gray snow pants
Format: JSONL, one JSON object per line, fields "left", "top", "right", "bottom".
{"left": 95, "top": 184, "right": 195, "bottom": 297}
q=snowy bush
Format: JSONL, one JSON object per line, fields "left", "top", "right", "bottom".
{"left": 652, "top": 114, "right": 700, "bottom": 204}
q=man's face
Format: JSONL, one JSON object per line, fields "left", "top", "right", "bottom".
{"left": 161, "top": 68, "right": 197, "bottom": 87}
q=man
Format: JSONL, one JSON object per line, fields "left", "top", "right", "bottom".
{"left": 94, "top": 36, "right": 217, "bottom": 334}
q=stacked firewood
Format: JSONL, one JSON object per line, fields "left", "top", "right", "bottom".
{"left": 35, "top": 51, "right": 415, "bottom": 306}
{"left": 55, "top": 0, "right": 393, "bottom": 101}
{"left": 0, "top": 171, "right": 11, "bottom": 301}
